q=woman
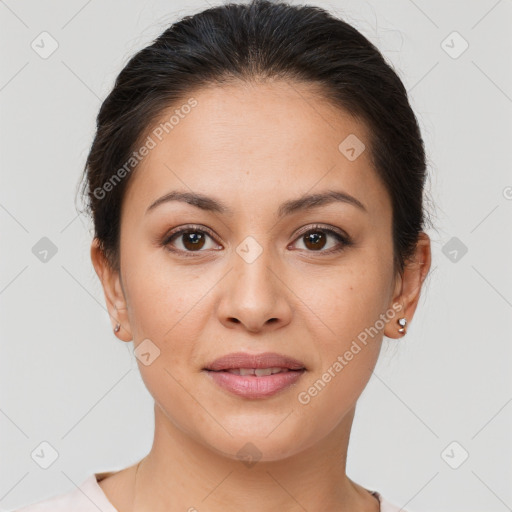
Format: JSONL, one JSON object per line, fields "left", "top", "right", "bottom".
{"left": 16, "top": 0, "right": 432, "bottom": 510}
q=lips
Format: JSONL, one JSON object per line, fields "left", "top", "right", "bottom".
{"left": 203, "top": 351, "right": 306, "bottom": 372}
{"left": 203, "top": 351, "right": 306, "bottom": 399}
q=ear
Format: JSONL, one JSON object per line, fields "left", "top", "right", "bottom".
{"left": 384, "top": 232, "right": 432, "bottom": 339}
{"left": 90, "top": 238, "right": 133, "bottom": 342}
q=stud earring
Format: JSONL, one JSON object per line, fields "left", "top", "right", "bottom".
{"left": 114, "top": 323, "right": 121, "bottom": 333}
{"left": 397, "top": 317, "right": 407, "bottom": 334}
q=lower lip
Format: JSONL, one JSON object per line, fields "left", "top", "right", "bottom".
{"left": 204, "top": 369, "right": 306, "bottom": 399}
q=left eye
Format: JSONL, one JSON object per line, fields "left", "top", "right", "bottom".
{"left": 291, "top": 226, "right": 350, "bottom": 253}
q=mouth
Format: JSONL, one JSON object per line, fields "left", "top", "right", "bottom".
{"left": 202, "top": 352, "right": 306, "bottom": 399}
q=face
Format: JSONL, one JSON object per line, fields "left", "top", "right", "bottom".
{"left": 93, "top": 80, "right": 422, "bottom": 462}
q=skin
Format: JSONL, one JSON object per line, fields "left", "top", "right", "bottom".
{"left": 91, "top": 80, "right": 431, "bottom": 511}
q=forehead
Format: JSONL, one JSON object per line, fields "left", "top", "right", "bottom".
{"left": 122, "top": 80, "right": 391, "bottom": 221}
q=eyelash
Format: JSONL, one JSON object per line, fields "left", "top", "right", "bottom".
{"left": 161, "top": 223, "right": 353, "bottom": 258}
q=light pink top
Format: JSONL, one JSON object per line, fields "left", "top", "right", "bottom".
{"left": 14, "top": 471, "right": 408, "bottom": 512}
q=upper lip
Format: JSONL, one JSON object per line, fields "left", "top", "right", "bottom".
{"left": 203, "top": 352, "right": 306, "bottom": 371}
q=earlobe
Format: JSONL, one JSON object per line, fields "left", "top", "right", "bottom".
{"left": 90, "top": 238, "right": 133, "bottom": 342}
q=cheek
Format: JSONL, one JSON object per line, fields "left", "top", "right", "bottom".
{"left": 293, "top": 262, "right": 390, "bottom": 343}
{"left": 123, "top": 265, "right": 206, "bottom": 427}
{"left": 288, "top": 262, "right": 388, "bottom": 402}
{"left": 121, "top": 251, "right": 211, "bottom": 378}
{"left": 293, "top": 275, "right": 384, "bottom": 426}
{"left": 121, "top": 244, "right": 202, "bottom": 340}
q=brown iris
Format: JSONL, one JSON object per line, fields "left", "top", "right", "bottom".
{"left": 181, "top": 231, "right": 207, "bottom": 251}
{"left": 303, "top": 231, "right": 327, "bottom": 251}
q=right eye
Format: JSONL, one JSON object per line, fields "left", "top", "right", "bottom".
{"left": 162, "top": 225, "right": 222, "bottom": 256}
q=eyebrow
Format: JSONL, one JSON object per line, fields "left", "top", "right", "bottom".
{"left": 146, "top": 189, "right": 367, "bottom": 218}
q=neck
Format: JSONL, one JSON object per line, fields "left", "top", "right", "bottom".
{"left": 130, "top": 403, "right": 379, "bottom": 512}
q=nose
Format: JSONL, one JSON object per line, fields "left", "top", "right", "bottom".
{"left": 216, "top": 247, "right": 293, "bottom": 333}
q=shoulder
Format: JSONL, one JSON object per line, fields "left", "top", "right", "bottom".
{"left": 11, "top": 474, "right": 118, "bottom": 512}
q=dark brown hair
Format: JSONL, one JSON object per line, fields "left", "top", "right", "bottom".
{"left": 78, "top": 0, "right": 433, "bottom": 276}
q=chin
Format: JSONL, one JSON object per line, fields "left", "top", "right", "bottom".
{"left": 199, "top": 426, "right": 309, "bottom": 464}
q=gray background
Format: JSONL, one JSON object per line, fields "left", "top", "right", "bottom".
{"left": 1, "top": 0, "right": 511, "bottom": 511}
